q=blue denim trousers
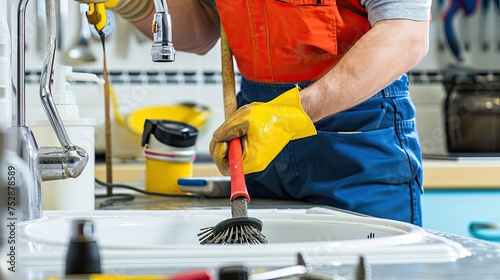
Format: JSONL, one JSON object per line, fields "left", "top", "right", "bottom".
{"left": 237, "top": 75, "right": 423, "bottom": 226}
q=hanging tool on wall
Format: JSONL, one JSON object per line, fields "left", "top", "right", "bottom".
{"left": 436, "top": 0, "right": 446, "bottom": 51}
{"left": 58, "top": 0, "right": 68, "bottom": 50}
{"left": 85, "top": 3, "right": 115, "bottom": 196}
{"left": 479, "top": 0, "right": 490, "bottom": 51}
{"left": 66, "top": 4, "right": 97, "bottom": 63}
{"left": 443, "top": 0, "right": 478, "bottom": 61}
{"left": 495, "top": 0, "right": 500, "bottom": 50}
{"left": 36, "top": 0, "right": 46, "bottom": 56}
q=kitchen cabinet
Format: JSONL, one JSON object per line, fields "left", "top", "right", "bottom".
{"left": 421, "top": 190, "right": 500, "bottom": 240}
{"left": 421, "top": 159, "right": 500, "bottom": 241}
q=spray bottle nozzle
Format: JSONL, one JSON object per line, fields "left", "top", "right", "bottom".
{"left": 52, "top": 66, "right": 105, "bottom": 119}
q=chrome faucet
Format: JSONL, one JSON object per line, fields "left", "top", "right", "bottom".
{"left": 151, "top": 0, "right": 176, "bottom": 62}
{"left": 6, "top": 0, "right": 88, "bottom": 222}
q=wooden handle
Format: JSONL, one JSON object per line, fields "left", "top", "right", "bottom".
{"left": 220, "top": 26, "right": 250, "bottom": 202}
{"left": 221, "top": 27, "right": 238, "bottom": 120}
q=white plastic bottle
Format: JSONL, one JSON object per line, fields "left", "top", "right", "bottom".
{"left": 30, "top": 66, "right": 103, "bottom": 211}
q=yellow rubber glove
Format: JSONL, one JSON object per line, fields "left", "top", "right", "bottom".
{"left": 210, "top": 86, "right": 317, "bottom": 175}
{"left": 75, "top": 0, "right": 106, "bottom": 3}
{"left": 74, "top": 0, "right": 153, "bottom": 22}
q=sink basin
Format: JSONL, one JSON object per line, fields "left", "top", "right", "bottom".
{"left": 19, "top": 207, "right": 471, "bottom": 276}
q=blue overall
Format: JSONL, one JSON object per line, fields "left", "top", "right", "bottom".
{"left": 237, "top": 75, "right": 423, "bottom": 226}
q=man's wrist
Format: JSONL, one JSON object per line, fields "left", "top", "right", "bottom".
{"left": 112, "top": 0, "right": 155, "bottom": 22}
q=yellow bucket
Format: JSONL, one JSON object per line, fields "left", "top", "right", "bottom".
{"left": 109, "top": 84, "right": 210, "bottom": 159}
{"left": 126, "top": 103, "right": 210, "bottom": 136}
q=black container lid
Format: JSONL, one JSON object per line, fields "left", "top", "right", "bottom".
{"left": 219, "top": 266, "right": 249, "bottom": 280}
{"left": 141, "top": 119, "right": 198, "bottom": 148}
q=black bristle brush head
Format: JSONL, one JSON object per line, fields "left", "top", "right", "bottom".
{"left": 198, "top": 217, "right": 268, "bottom": 245}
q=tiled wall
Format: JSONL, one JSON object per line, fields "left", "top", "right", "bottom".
{"left": 23, "top": 2, "right": 233, "bottom": 158}
{"left": 19, "top": 0, "right": 500, "bottom": 159}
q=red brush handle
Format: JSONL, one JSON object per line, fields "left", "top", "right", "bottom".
{"left": 168, "top": 269, "right": 212, "bottom": 280}
{"left": 228, "top": 138, "right": 250, "bottom": 202}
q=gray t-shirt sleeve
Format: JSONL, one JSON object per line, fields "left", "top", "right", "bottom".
{"left": 360, "top": 0, "right": 432, "bottom": 26}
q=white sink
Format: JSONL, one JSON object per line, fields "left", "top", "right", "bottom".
{"left": 19, "top": 207, "right": 470, "bottom": 274}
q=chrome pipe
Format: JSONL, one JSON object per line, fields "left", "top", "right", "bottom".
{"left": 39, "top": 0, "right": 73, "bottom": 150}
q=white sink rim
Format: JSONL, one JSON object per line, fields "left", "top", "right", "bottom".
{"left": 19, "top": 208, "right": 471, "bottom": 266}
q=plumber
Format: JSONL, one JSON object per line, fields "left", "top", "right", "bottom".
{"left": 76, "top": 0, "right": 431, "bottom": 226}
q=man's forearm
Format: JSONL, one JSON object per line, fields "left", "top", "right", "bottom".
{"left": 300, "top": 19, "right": 429, "bottom": 123}
{"left": 127, "top": 0, "right": 220, "bottom": 55}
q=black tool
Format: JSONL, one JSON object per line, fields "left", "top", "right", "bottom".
{"left": 65, "top": 220, "right": 101, "bottom": 275}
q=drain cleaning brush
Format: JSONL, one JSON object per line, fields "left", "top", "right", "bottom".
{"left": 198, "top": 138, "right": 267, "bottom": 244}
{"left": 198, "top": 26, "right": 267, "bottom": 245}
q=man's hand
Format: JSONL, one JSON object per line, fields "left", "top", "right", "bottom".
{"left": 210, "top": 87, "right": 317, "bottom": 175}
{"left": 74, "top": 0, "right": 107, "bottom": 3}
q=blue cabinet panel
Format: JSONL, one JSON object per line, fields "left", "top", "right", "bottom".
{"left": 421, "top": 190, "right": 500, "bottom": 241}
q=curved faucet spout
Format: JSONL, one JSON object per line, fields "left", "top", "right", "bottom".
{"left": 39, "top": 0, "right": 89, "bottom": 180}
{"left": 9, "top": 0, "right": 90, "bottom": 222}
{"left": 40, "top": 0, "right": 75, "bottom": 151}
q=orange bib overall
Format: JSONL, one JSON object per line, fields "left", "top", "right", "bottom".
{"left": 215, "top": 0, "right": 372, "bottom": 83}
{"left": 215, "top": 0, "right": 423, "bottom": 226}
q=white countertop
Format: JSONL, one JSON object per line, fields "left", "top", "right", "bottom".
{"left": 95, "top": 159, "right": 500, "bottom": 190}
